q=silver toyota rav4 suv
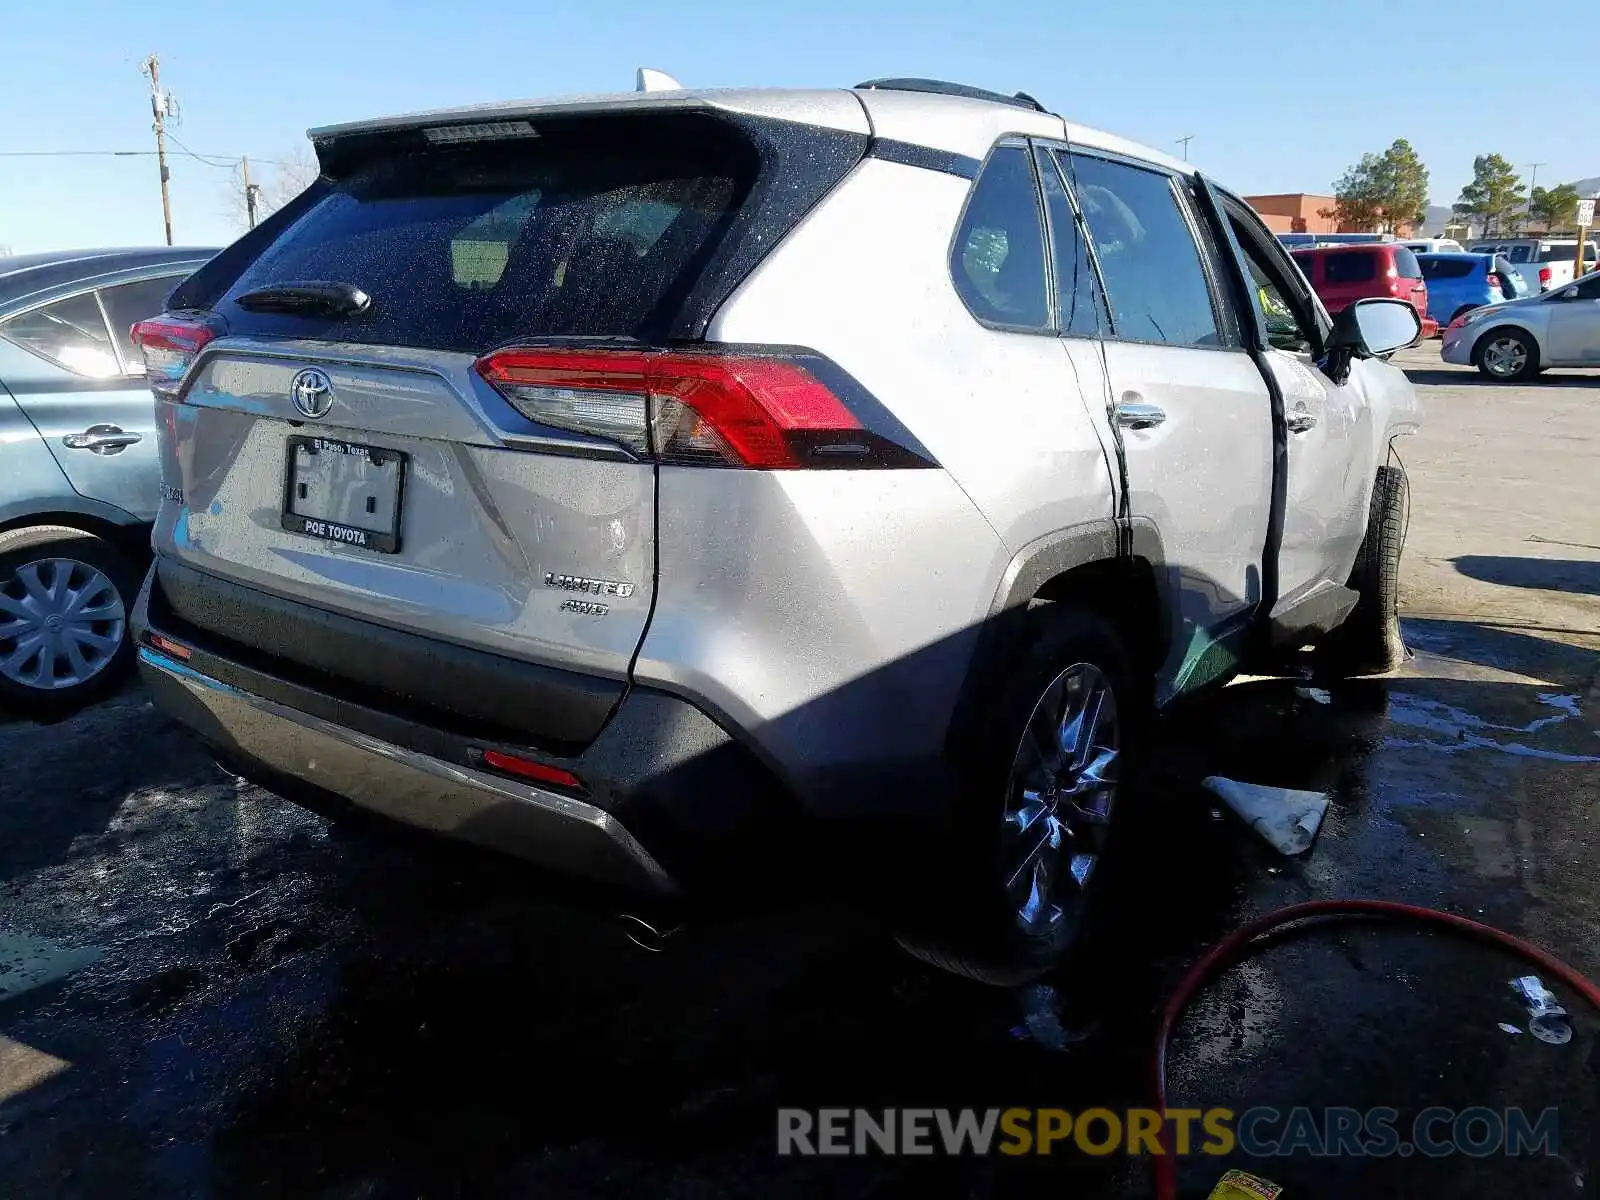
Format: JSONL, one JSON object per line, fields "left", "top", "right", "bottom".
{"left": 132, "top": 78, "right": 1422, "bottom": 980}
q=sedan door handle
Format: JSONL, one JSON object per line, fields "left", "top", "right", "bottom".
{"left": 1285, "top": 406, "right": 1318, "bottom": 434}
{"left": 1113, "top": 400, "right": 1167, "bottom": 430}
{"left": 63, "top": 424, "right": 142, "bottom": 455}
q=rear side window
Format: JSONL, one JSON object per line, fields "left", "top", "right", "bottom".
{"left": 217, "top": 125, "right": 753, "bottom": 352}
{"left": 0, "top": 292, "right": 120, "bottom": 377}
{"left": 1507, "top": 245, "right": 1533, "bottom": 262}
{"left": 99, "top": 275, "right": 184, "bottom": 369}
{"left": 1291, "top": 251, "right": 1315, "bottom": 282}
{"left": 1392, "top": 248, "right": 1422, "bottom": 278}
{"left": 1419, "top": 257, "right": 1472, "bottom": 279}
{"left": 951, "top": 145, "right": 1050, "bottom": 330}
{"left": 1068, "top": 153, "right": 1224, "bottom": 348}
{"left": 1323, "top": 251, "right": 1377, "bottom": 283}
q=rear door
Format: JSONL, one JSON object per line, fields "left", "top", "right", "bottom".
{"left": 150, "top": 115, "right": 773, "bottom": 684}
{"left": 0, "top": 273, "right": 188, "bottom": 522}
{"left": 1063, "top": 150, "right": 1272, "bottom": 696}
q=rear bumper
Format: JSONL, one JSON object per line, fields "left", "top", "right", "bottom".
{"left": 138, "top": 646, "right": 679, "bottom": 894}
{"left": 133, "top": 559, "right": 798, "bottom": 894}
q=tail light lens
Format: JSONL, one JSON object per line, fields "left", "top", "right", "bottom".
{"left": 475, "top": 347, "right": 931, "bottom": 470}
{"left": 130, "top": 314, "right": 222, "bottom": 400}
{"left": 1539, "top": 267, "right": 1553, "bottom": 287}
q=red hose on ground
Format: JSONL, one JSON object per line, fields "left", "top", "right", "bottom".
{"left": 1151, "top": 899, "right": 1600, "bottom": 1200}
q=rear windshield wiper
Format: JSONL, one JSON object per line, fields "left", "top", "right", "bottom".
{"left": 234, "top": 282, "right": 372, "bottom": 317}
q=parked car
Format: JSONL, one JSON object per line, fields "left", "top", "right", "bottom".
{"left": 1277, "top": 232, "right": 1393, "bottom": 249}
{"left": 1441, "top": 267, "right": 1600, "bottom": 379}
{"left": 1465, "top": 238, "right": 1599, "bottom": 293}
{"left": 0, "top": 246, "right": 216, "bottom": 710}
{"left": 1416, "top": 251, "right": 1527, "bottom": 329}
{"left": 1402, "top": 238, "right": 1464, "bottom": 254}
{"left": 130, "top": 77, "right": 1422, "bottom": 981}
{"left": 1292, "top": 243, "right": 1437, "bottom": 335}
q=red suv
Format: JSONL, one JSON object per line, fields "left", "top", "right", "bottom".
{"left": 1292, "top": 244, "right": 1437, "bottom": 337}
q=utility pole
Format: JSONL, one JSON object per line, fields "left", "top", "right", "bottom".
{"left": 142, "top": 54, "right": 175, "bottom": 245}
{"left": 1176, "top": 135, "right": 1194, "bottom": 162}
{"left": 242, "top": 155, "right": 259, "bottom": 229}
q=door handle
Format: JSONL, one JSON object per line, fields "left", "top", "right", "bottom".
{"left": 1285, "top": 406, "right": 1318, "bottom": 434}
{"left": 1113, "top": 399, "right": 1167, "bottom": 430}
{"left": 62, "top": 425, "right": 142, "bottom": 455}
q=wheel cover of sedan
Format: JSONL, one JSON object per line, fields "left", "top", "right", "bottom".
{"left": 0, "top": 557, "right": 126, "bottom": 690}
{"left": 1482, "top": 335, "right": 1529, "bottom": 377}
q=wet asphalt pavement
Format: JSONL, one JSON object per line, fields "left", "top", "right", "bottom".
{"left": 2, "top": 346, "right": 1598, "bottom": 1199}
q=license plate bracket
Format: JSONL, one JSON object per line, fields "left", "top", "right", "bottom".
{"left": 281, "top": 435, "right": 406, "bottom": 554}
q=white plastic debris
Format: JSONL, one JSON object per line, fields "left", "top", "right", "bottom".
{"left": 1296, "top": 686, "right": 1333, "bottom": 705}
{"left": 1203, "top": 777, "right": 1330, "bottom": 856}
{"left": 1511, "top": 975, "right": 1573, "bottom": 1046}
{"left": 1498, "top": 1023, "right": 1523, "bottom": 1035}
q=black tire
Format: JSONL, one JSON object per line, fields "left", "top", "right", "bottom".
{"left": 1472, "top": 326, "right": 1541, "bottom": 381}
{"left": 899, "top": 605, "right": 1138, "bottom": 985}
{"left": 1315, "top": 466, "right": 1407, "bottom": 679}
{"left": 0, "top": 525, "right": 142, "bottom": 716}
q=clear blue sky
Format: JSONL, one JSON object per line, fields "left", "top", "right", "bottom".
{"left": 2, "top": 0, "right": 1595, "bottom": 252}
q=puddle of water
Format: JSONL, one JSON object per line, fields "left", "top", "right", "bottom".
{"left": 1383, "top": 692, "right": 1600, "bottom": 763}
{"left": 0, "top": 932, "right": 103, "bottom": 1000}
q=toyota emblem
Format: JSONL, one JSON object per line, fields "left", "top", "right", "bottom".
{"left": 290, "top": 368, "right": 334, "bottom": 419}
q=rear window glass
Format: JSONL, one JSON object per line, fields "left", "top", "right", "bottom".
{"left": 218, "top": 127, "right": 752, "bottom": 352}
{"left": 1323, "top": 251, "right": 1377, "bottom": 283}
{"left": 1392, "top": 248, "right": 1422, "bottom": 278}
{"left": 1419, "top": 257, "right": 1472, "bottom": 279}
{"left": 1538, "top": 245, "right": 1599, "bottom": 263}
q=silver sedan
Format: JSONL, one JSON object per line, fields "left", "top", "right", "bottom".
{"left": 1441, "top": 269, "right": 1600, "bottom": 380}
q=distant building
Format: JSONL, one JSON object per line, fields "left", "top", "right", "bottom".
{"left": 1241, "top": 193, "right": 1415, "bottom": 237}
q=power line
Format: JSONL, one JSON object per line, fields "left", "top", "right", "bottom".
{"left": 0, "top": 149, "right": 289, "bottom": 165}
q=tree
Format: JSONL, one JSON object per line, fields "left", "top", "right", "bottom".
{"left": 1455, "top": 154, "right": 1525, "bottom": 237}
{"left": 1528, "top": 183, "right": 1581, "bottom": 233}
{"left": 224, "top": 146, "right": 321, "bottom": 232}
{"left": 1323, "top": 139, "right": 1432, "bottom": 233}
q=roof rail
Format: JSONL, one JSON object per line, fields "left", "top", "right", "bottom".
{"left": 853, "top": 77, "right": 1047, "bottom": 113}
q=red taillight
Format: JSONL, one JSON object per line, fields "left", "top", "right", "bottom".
{"left": 131, "top": 314, "right": 221, "bottom": 400}
{"left": 479, "top": 749, "right": 583, "bottom": 791}
{"left": 1539, "top": 267, "right": 1552, "bottom": 286}
{"left": 475, "top": 346, "right": 925, "bottom": 470}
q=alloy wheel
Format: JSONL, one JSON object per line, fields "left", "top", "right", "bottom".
{"left": 1000, "top": 662, "right": 1120, "bottom": 937}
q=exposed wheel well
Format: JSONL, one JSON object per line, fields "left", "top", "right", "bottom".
{"left": 0, "top": 511, "right": 151, "bottom": 567}
{"left": 1032, "top": 556, "right": 1165, "bottom": 682}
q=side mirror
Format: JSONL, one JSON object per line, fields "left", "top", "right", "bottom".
{"left": 1323, "top": 299, "right": 1421, "bottom": 384}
